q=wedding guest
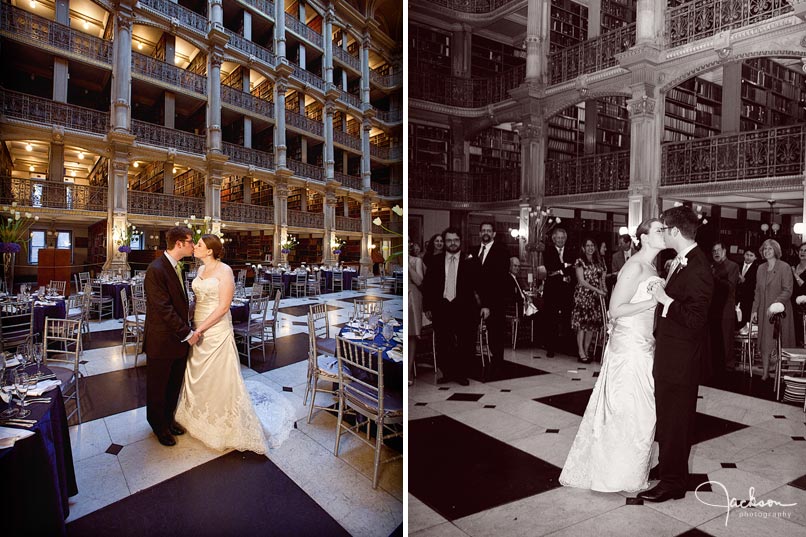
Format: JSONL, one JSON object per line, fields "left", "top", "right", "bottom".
{"left": 408, "top": 242, "right": 425, "bottom": 386}
{"left": 571, "top": 238, "right": 607, "bottom": 363}
{"left": 423, "top": 233, "right": 444, "bottom": 270}
{"left": 543, "top": 227, "right": 575, "bottom": 357}
{"left": 598, "top": 241, "right": 610, "bottom": 274}
{"left": 751, "top": 239, "right": 795, "bottom": 380}
{"left": 791, "top": 242, "right": 806, "bottom": 346}
{"left": 737, "top": 248, "right": 759, "bottom": 327}
{"left": 709, "top": 242, "right": 740, "bottom": 373}
{"left": 474, "top": 221, "right": 510, "bottom": 381}
{"left": 422, "top": 228, "right": 480, "bottom": 386}
{"left": 610, "top": 234, "right": 635, "bottom": 275}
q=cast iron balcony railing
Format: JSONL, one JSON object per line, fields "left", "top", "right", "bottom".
{"left": 548, "top": 23, "right": 636, "bottom": 86}
{"left": 371, "top": 182, "right": 403, "bottom": 197}
{"left": 222, "top": 142, "right": 274, "bottom": 170}
{"left": 410, "top": 63, "right": 525, "bottom": 107}
{"left": 666, "top": 0, "right": 792, "bottom": 48}
{"left": 338, "top": 89, "right": 362, "bottom": 110}
{"left": 241, "top": 0, "right": 275, "bottom": 21}
{"left": 410, "top": 169, "right": 520, "bottom": 202}
{"left": 221, "top": 201, "right": 274, "bottom": 224}
{"left": 0, "top": 89, "right": 109, "bottom": 135}
{"left": 335, "top": 215, "right": 361, "bottom": 232}
{"left": 131, "top": 120, "right": 206, "bottom": 155}
{"left": 416, "top": 0, "right": 519, "bottom": 14}
{"left": 0, "top": 176, "right": 107, "bottom": 212}
{"left": 132, "top": 51, "right": 206, "bottom": 94}
{"left": 370, "top": 67, "right": 402, "bottom": 88}
{"left": 285, "top": 12, "right": 323, "bottom": 48}
{"left": 545, "top": 151, "right": 630, "bottom": 196}
{"left": 288, "top": 208, "right": 324, "bottom": 228}
{"left": 128, "top": 190, "right": 205, "bottom": 217}
{"left": 333, "top": 45, "right": 360, "bottom": 71}
{"left": 1, "top": 4, "right": 112, "bottom": 64}
{"left": 287, "top": 159, "right": 324, "bottom": 182}
{"left": 370, "top": 144, "right": 402, "bottom": 161}
{"left": 138, "top": 0, "right": 208, "bottom": 35}
{"left": 334, "top": 130, "right": 361, "bottom": 151}
{"left": 290, "top": 64, "right": 325, "bottom": 91}
{"left": 376, "top": 109, "right": 403, "bottom": 123}
{"left": 662, "top": 124, "right": 806, "bottom": 185}
{"left": 222, "top": 85, "right": 274, "bottom": 118}
{"left": 285, "top": 110, "right": 324, "bottom": 136}
{"left": 223, "top": 28, "right": 276, "bottom": 67}
{"left": 334, "top": 172, "right": 361, "bottom": 190}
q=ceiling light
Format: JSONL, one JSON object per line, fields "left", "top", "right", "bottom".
{"left": 29, "top": 165, "right": 34, "bottom": 172}
{"left": 133, "top": 161, "right": 139, "bottom": 168}
{"left": 25, "top": 143, "right": 33, "bottom": 151}
{"left": 78, "top": 152, "right": 84, "bottom": 160}
{"left": 175, "top": 57, "right": 181, "bottom": 64}
{"left": 138, "top": 42, "right": 143, "bottom": 50}
{"left": 172, "top": 167, "right": 177, "bottom": 173}
{"left": 30, "top": 0, "right": 36, "bottom": 8}
{"left": 71, "top": 170, "right": 77, "bottom": 177}
{"left": 83, "top": 20, "right": 89, "bottom": 29}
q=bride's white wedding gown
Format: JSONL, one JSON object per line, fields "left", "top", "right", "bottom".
{"left": 559, "top": 277, "right": 656, "bottom": 492}
{"left": 174, "top": 276, "right": 295, "bottom": 454}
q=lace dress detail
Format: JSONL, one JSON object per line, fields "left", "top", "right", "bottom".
{"left": 559, "top": 277, "right": 657, "bottom": 493}
{"left": 174, "top": 277, "right": 295, "bottom": 454}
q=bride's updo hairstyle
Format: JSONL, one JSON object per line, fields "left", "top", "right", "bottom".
{"left": 201, "top": 234, "right": 225, "bottom": 260}
{"left": 634, "top": 218, "right": 661, "bottom": 251}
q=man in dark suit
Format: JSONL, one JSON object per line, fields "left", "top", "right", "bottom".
{"left": 542, "top": 227, "right": 575, "bottom": 357}
{"left": 736, "top": 248, "right": 758, "bottom": 328}
{"left": 610, "top": 234, "right": 635, "bottom": 275}
{"left": 423, "top": 227, "right": 480, "bottom": 386}
{"left": 641, "top": 206, "right": 713, "bottom": 503}
{"left": 144, "top": 226, "right": 199, "bottom": 446}
{"left": 710, "top": 242, "right": 740, "bottom": 372}
{"left": 475, "top": 221, "right": 510, "bottom": 380}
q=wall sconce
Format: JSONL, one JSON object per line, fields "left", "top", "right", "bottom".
{"left": 510, "top": 228, "right": 526, "bottom": 239}
{"left": 25, "top": 143, "right": 33, "bottom": 152}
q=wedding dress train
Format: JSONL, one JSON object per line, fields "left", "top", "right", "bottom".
{"left": 559, "top": 277, "right": 656, "bottom": 492}
{"left": 175, "top": 276, "right": 295, "bottom": 454}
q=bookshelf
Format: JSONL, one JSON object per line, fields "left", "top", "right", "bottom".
{"left": 600, "top": 0, "right": 636, "bottom": 32}
{"left": 410, "top": 123, "right": 449, "bottom": 171}
{"left": 87, "top": 157, "right": 108, "bottom": 187}
{"left": 130, "top": 161, "right": 164, "bottom": 193}
{"left": 305, "top": 101, "right": 323, "bottom": 121}
{"left": 741, "top": 58, "right": 806, "bottom": 131}
{"left": 174, "top": 169, "right": 205, "bottom": 197}
{"left": 664, "top": 77, "right": 722, "bottom": 142}
{"left": 221, "top": 66, "right": 244, "bottom": 90}
{"left": 346, "top": 118, "right": 360, "bottom": 137}
{"left": 251, "top": 179, "right": 273, "bottom": 207}
{"left": 550, "top": 0, "right": 588, "bottom": 53}
{"left": 88, "top": 219, "right": 107, "bottom": 270}
{"left": 468, "top": 127, "right": 520, "bottom": 173}
{"left": 287, "top": 188, "right": 304, "bottom": 211}
{"left": 294, "top": 237, "right": 322, "bottom": 264}
{"left": 410, "top": 24, "right": 451, "bottom": 74}
{"left": 251, "top": 79, "right": 274, "bottom": 102}
{"left": 470, "top": 35, "right": 525, "bottom": 79}
{"left": 596, "top": 96, "right": 630, "bottom": 152}
{"left": 307, "top": 191, "right": 323, "bottom": 213}
{"left": 547, "top": 104, "right": 584, "bottom": 160}
{"left": 187, "top": 52, "right": 207, "bottom": 76}
{"left": 221, "top": 176, "right": 244, "bottom": 203}
{"left": 286, "top": 91, "right": 302, "bottom": 112}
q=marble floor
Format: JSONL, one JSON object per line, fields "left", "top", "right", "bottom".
{"left": 60, "top": 284, "right": 403, "bottom": 537}
{"left": 408, "top": 345, "right": 806, "bottom": 537}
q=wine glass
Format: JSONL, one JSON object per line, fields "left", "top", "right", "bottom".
{"left": 0, "top": 380, "right": 16, "bottom": 418}
{"left": 33, "top": 343, "right": 43, "bottom": 374}
{"left": 14, "top": 371, "right": 30, "bottom": 418}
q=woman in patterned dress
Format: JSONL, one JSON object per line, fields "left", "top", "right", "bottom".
{"left": 572, "top": 238, "right": 607, "bottom": 363}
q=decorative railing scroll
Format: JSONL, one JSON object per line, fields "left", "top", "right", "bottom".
{"left": 0, "top": 89, "right": 109, "bottom": 134}
{"left": 410, "top": 169, "right": 520, "bottom": 202}
{"left": 371, "top": 182, "right": 403, "bottom": 197}
{"left": 132, "top": 52, "right": 206, "bottom": 94}
{"left": 335, "top": 216, "right": 361, "bottom": 232}
{"left": 223, "top": 28, "right": 276, "bottom": 67}
{"left": 334, "top": 130, "right": 361, "bottom": 151}
{"left": 287, "top": 159, "right": 325, "bottom": 182}
{"left": 131, "top": 120, "right": 206, "bottom": 155}
{"left": 333, "top": 45, "right": 360, "bottom": 71}
{"left": 221, "top": 202, "right": 274, "bottom": 224}
{"left": 410, "top": 63, "right": 525, "bottom": 107}
{"left": 290, "top": 64, "right": 326, "bottom": 91}
{"left": 415, "top": 0, "right": 519, "bottom": 13}
{"left": 222, "top": 85, "right": 274, "bottom": 118}
{"left": 370, "top": 67, "right": 402, "bottom": 88}
{"left": 338, "top": 90, "right": 362, "bottom": 110}
{"left": 0, "top": 177, "right": 107, "bottom": 212}
{"left": 241, "top": 0, "right": 276, "bottom": 21}
{"left": 548, "top": 23, "right": 636, "bottom": 85}
{"left": 128, "top": 190, "right": 205, "bottom": 218}
{"left": 545, "top": 151, "right": 630, "bottom": 195}
{"left": 376, "top": 109, "right": 403, "bottom": 123}
{"left": 285, "top": 12, "right": 323, "bottom": 48}
{"left": 222, "top": 143, "right": 274, "bottom": 170}
{"left": 288, "top": 209, "right": 324, "bottom": 228}
{"left": 138, "top": 0, "right": 208, "bottom": 34}
{"left": 334, "top": 172, "right": 361, "bottom": 190}
{"left": 285, "top": 110, "right": 324, "bottom": 136}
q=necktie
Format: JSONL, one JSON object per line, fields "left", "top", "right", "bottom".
{"left": 666, "top": 257, "right": 683, "bottom": 283}
{"left": 479, "top": 244, "right": 486, "bottom": 264}
{"left": 175, "top": 263, "right": 185, "bottom": 293}
{"left": 558, "top": 247, "right": 563, "bottom": 263}
{"left": 742, "top": 263, "right": 749, "bottom": 277}
{"left": 445, "top": 255, "right": 457, "bottom": 301}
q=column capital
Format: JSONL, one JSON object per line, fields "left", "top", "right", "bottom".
{"left": 275, "top": 78, "right": 289, "bottom": 94}
{"left": 210, "top": 50, "right": 224, "bottom": 68}
{"left": 516, "top": 121, "right": 543, "bottom": 140}
{"left": 627, "top": 94, "right": 657, "bottom": 118}
{"left": 116, "top": 11, "right": 133, "bottom": 30}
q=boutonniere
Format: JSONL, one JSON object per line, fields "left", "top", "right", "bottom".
{"left": 678, "top": 256, "right": 688, "bottom": 268}
{"left": 466, "top": 253, "right": 474, "bottom": 260}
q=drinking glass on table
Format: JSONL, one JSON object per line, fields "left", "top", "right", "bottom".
{"left": 32, "top": 343, "right": 44, "bottom": 374}
{"left": 13, "top": 371, "right": 30, "bottom": 418}
{"left": 0, "top": 379, "right": 17, "bottom": 418}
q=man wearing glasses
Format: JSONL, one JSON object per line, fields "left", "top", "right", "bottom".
{"left": 144, "top": 226, "right": 200, "bottom": 447}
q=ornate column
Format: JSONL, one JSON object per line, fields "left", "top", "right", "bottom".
{"left": 274, "top": 0, "right": 287, "bottom": 60}
{"left": 360, "top": 33, "right": 370, "bottom": 105}
{"left": 627, "top": 84, "right": 663, "bottom": 227}
{"left": 524, "top": 0, "right": 546, "bottom": 83}
{"left": 273, "top": 180, "right": 289, "bottom": 262}
{"left": 451, "top": 24, "right": 471, "bottom": 79}
{"left": 518, "top": 119, "right": 547, "bottom": 263}
{"left": 360, "top": 196, "right": 372, "bottom": 276}
{"left": 274, "top": 79, "right": 289, "bottom": 169}
{"left": 111, "top": 4, "right": 134, "bottom": 132}
{"left": 48, "top": 128, "right": 65, "bottom": 182}
{"left": 207, "top": 50, "right": 224, "bottom": 153}
{"left": 636, "top": 0, "right": 665, "bottom": 45}
{"left": 360, "top": 118, "right": 372, "bottom": 190}
{"left": 323, "top": 8, "right": 334, "bottom": 85}
{"left": 322, "top": 187, "right": 337, "bottom": 265}
{"left": 206, "top": 155, "right": 225, "bottom": 223}
{"left": 324, "top": 100, "right": 335, "bottom": 180}
{"left": 104, "top": 136, "right": 135, "bottom": 272}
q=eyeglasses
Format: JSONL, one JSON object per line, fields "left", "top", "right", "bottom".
{"left": 659, "top": 226, "right": 672, "bottom": 232}
{"left": 181, "top": 239, "right": 194, "bottom": 245}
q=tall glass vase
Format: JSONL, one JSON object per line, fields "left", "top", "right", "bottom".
{"left": 2, "top": 252, "right": 15, "bottom": 294}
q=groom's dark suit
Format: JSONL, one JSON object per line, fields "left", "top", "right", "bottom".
{"left": 144, "top": 253, "right": 192, "bottom": 437}
{"left": 654, "top": 245, "right": 713, "bottom": 492}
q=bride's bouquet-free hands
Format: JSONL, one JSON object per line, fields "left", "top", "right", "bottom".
{"left": 645, "top": 276, "right": 665, "bottom": 307}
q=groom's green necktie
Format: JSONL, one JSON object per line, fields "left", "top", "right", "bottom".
{"left": 174, "top": 263, "right": 185, "bottom": 293}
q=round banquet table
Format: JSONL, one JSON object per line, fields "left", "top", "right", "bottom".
{"left": 101, "top": 281, "right": 132, "bottom": 319}
{"left": 0, "top": 364, "right": 77, "bottom": 536}
{"left": 337, "top": 320, "right": 404, "bottom": 389}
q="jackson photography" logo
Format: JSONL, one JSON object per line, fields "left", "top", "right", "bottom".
{"left": 695, "top": 480, "right": 797, "bottom": 526}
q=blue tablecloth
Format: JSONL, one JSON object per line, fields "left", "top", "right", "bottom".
{"left": 338, "top": 322, "right": 403, "bottom": 388}
{"left": 0, "top": 365, "right": 77, "bottom": 536}
{"left": 321, "top": 270, "right": 355, "bottom": 292}
{"left": 33, "top": 298, "right": 67, "bottom": 335}
{"left": 101, "top": 282, "right": 132, "bottom": 319}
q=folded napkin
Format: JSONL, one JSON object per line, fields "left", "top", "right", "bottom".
{"left": 387, "top": 349, "right": 403, "bottom": 363}
{"left": 342, "top": 332, "right": 364, "bottom": 340}
{"left": 29, "top": 380, "right": 61, "bottom": 396}
{"left": 34, "top": 301, "right": 57, "bottom": 307}
{"left": 0, "top": 426, "right": 35, "bottom": 449}
{"left": 5, "top": 356, "right": 20, "bottom": 367}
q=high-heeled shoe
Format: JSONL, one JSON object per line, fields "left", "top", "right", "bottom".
{"left": 578, "top": 352, "right": 591, "bottom": 364}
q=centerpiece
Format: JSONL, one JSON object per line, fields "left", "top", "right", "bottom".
{"left": 0, "top": 204, "right": 39, "bottom": 293}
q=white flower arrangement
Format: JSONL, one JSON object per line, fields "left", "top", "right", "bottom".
{"left": 677, "top": 256, "right": 688, "bottom": 268}
{"left": 768, "top": 302, "right": 785, "bottom": 314}
{"left": 796, "top": 295, "right": 806, "bottom": 305}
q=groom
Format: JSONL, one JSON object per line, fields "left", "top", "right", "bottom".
{"left": 144, "top": 225, "right": 200, "bottom": 446}
{"left": 641, "top": 206, "right": 713, "bottom": 502}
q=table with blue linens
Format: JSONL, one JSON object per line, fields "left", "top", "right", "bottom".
{"left": 230, "top": 299, "right": 249, "bottom": 323}
{"left": 0, "top": 364, "right": 77, "bottom": 536}
{"left": 101, "top": 281, "right": 132, "bottom": 319}
{"left": 33, "top": 298, "right": 67, "bottom": 335}
{"left": 337, "top": 320, "right": 404, "bottom": 389}
{"left": 321, "top": 270, "right": 355, "bottom": 292}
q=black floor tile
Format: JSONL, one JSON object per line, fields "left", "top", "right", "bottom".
{"left": 446, "top": 393, "right": 484, "bottom": 402}
{"left": 675, "top": 529, "right": 717, "bottom": 537}
{"left": 468, "top": 360, "right": 549, "bottom": 383}
{"left": 105, "top": 443, "right": 123, "bottom": 456}
{"left": 277, "top": 304, "right": 343, "bottom": 317}
{"left": 720, "top": 462, "right": 737, "bottom": 469}
{"left": 244, "top": 333, "right": 309, "bottom": 373}
{"left": 788, "top": 474, "right": 806, "bottom": 491}
{"left": 75, "top": 366, "right": 147, "bottom": 425}
{"left": 409, "top": 415, "right": 561, "bottom": 521}
{"left": 84, "top": 329, "right": 125, "bottom": 350}
{"left": 704, "top": 369, "right": 782, "bottom": 403}
{"left": 66, "top": 451, "right": 349, "bottom": 536}
{"left": 625, "top": 497, "right": 643, "bottom": 505}
{"left": 534, "top": 389, "right": 593, "bottom": 417}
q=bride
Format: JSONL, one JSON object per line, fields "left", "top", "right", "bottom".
{"left": 559, "top": 218, "right": 665, "bottom": 492}
{"left": 174, "top": 234, "right": 295, "bottom": 454}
